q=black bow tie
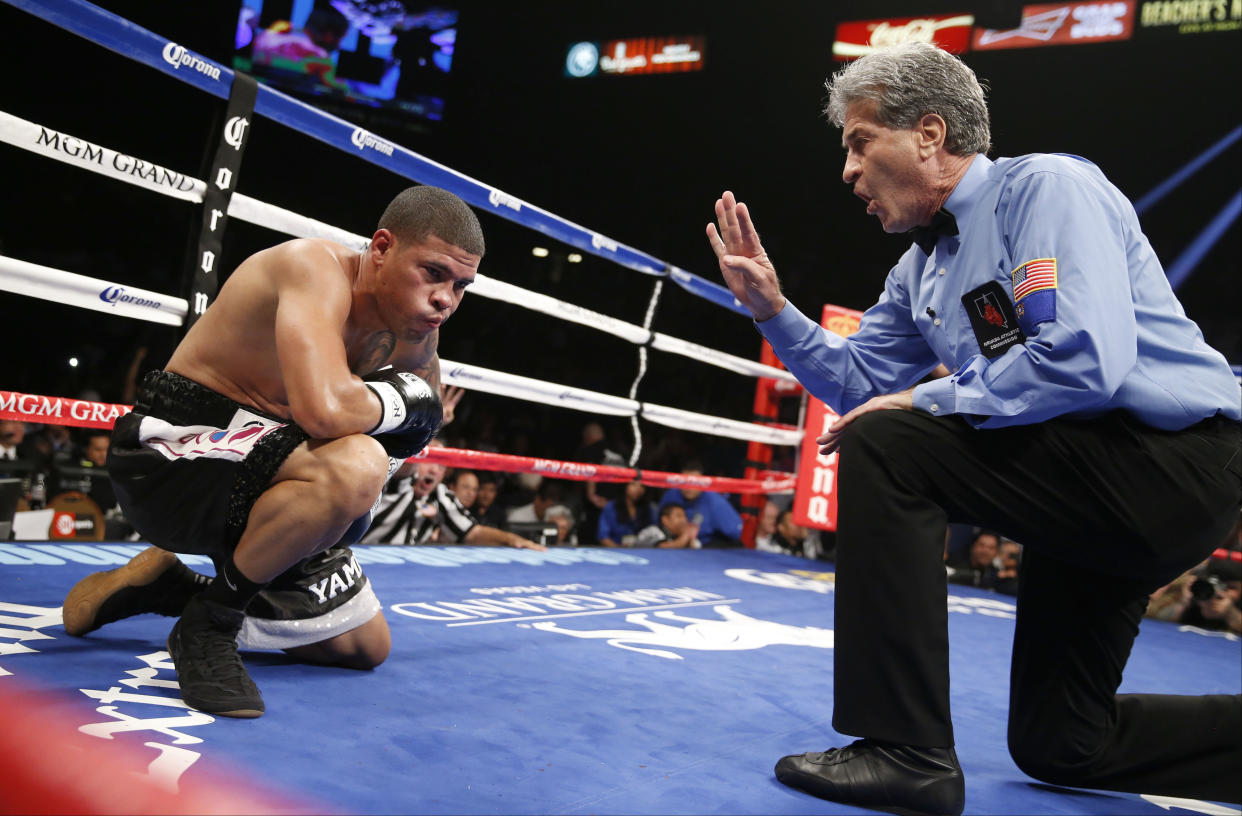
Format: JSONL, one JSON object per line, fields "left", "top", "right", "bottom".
{"left": 908, "top": 208, "right": 958, "bottom": 255}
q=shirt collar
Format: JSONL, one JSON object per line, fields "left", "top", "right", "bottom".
{"left": 942, "top": 153, "right": 992, "bottom": 229}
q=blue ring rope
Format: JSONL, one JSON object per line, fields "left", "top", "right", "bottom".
{"left": 6, "top": 0, "right": 749, "bottom": 316}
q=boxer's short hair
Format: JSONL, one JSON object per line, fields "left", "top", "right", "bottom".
{"left": 378, "top": 185, "right": 485, "bottom": 256}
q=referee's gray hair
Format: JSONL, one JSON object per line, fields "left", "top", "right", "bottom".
{"left": 825, "top": 42, "right": 990, "bottom": 156}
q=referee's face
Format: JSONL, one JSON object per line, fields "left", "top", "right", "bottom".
{"left": 414, "top": 461, "right": 447, "bottom": 497}
{"left": 841, "top": 100, "right": 937, "bottom": 234}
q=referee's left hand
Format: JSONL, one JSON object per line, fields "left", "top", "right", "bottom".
{"left": 817, "top": 390, "right": 914, "bottom": 455}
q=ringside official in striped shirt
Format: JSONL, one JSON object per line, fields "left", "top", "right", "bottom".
{"left": 363, "top": 441, "right": 545, "bottom": 550}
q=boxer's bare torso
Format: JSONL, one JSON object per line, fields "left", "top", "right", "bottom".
{"left": 166, "top": 234, "right": 477, "bottom": 438}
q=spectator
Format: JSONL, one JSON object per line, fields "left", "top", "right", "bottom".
{"left": 52, "top": 430, "right": 118, "bottom": 512}
{"left": 1, "top": 420, "right": 45, "bottom": 507}
{"left": 543, "top": 504, "right": 578, "bottom": 546}
{"left": 756, "top": 509, "right": 821, "bottom": 559}
{"left": 0, "top": 420, "right": 24, "bottom": 463}
{"left": 754, "top": 499, "right": 782, "bottom": 551}
{"left": 598, "top": 479, "right": 656, "bottom": 548}
{"left": 946, "top": 530, "right": 1003, "bottom": 590}
{"left": 448, "top": 470, "right": 478, "bottom": 511}
{"left": 635, "top": 503, "right": 701, "bottom": 549}
{"left": 507, "top": 479, "right": 577, "bottom": 545}
{"left": 1149, "top": 556, "right": 1242, "bottom": 635}
{"left": 507, "top": 479, "right": 570, "bottom": 525}
{"left": 19, "top": 423, "right": 77, "bottom": 472}
{"left": 362, "top": 448, "right": 542, "bottom": 550}
{"left": 470, "top": 471, "right": 507, "bottom": 528}
{"left": 658, "top": 460, "right": 744, "bottom": 547}
{"left": 994, "top": 538, "right": 1022, "bottom": 596}
{"left": 572, "top": 421, "right": 626, "bottom": 546}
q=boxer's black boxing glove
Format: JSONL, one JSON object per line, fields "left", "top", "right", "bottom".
{"left": 363, "top": 369, "right": 442, "bottom": 458}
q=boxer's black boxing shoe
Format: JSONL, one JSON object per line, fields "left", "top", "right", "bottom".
{"left": 63, "top": 546, "right": 202, "bottom": 636}
{"left": 167, "top": 596, "right": 264, "bottom": 718}
{"left": 775, "top": 739, "right": 964, "bottom": 816}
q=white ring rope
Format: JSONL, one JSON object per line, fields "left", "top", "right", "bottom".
{"left": 0, "top": 109, "right": 802, "bottom": 447}
{"left": 0, "top": 255, "right": 187, "bottom": 325}
{"left": 0, "top": 110, "right": 795, "bottom": 384}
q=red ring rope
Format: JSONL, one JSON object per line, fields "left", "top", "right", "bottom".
{"left": 0, "top": 389, "right": 795, "bottom": 495}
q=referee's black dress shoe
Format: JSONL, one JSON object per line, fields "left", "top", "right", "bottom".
{"left": 774, "top": 739, "right": 964, "bottom": 816}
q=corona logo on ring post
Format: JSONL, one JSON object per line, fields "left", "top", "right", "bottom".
{"left": 791, "top": 304, "right": 863, "bottom": 532}
{"left": 223, "top": 116, "right": 249, "bottom": 150}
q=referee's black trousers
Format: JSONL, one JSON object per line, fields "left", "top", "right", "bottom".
{"left": 831, "top": 409, "right": 1241, "bottom": 803}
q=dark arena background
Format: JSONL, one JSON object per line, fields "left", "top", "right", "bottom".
{"left": 1, "top": 1, "right": 1239, "bottom": 815}
{"left": 0, "top": 0, "right": 1238, "bottom": 470}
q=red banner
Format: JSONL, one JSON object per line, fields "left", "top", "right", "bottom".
{"left": 972, "top": 1, "right": 1135, "bottom": 50}
{"left": 791, "top": 305, "right": 863, "bottom": 532}
{"left": 0, "top": 391, "right": 131, "bottom": 429}
{"left": 597, "top": 36, "right": 706, "bottom": 75}
{"left": 833, "top": 13, "right": 975, "bottom": 60}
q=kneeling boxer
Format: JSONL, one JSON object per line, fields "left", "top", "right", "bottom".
{"left": 70, "top": 186, "right": 481, "bottom": 718}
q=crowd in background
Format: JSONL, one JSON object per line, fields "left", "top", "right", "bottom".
{"left": 4, "top": 390, "right": 1239, "bottom": 635}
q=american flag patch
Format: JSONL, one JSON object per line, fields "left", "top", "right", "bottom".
{"left": 1011, "top": 258, "right": 1057, "bottom": 301}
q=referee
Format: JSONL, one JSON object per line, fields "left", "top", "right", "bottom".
{"left": 707, "top": 42, "right": 1241, "bottom": 816}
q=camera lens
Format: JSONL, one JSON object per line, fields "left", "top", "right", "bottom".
{"left": 1190, "top": 576, "right": 1221, "bottom": 602}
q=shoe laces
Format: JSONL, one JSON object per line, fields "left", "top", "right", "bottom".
{"left": 816, "top": 739, "right": 872, "bottom": 763}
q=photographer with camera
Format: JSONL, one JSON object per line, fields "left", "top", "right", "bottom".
{"left": 1148, "top": 555, "right": 1242, "bottom": 635}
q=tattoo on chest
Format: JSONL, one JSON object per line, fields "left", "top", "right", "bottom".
{"left": 354, "top": 331, "right": 395, "bottom": 374}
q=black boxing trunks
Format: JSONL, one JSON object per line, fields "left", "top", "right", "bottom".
{"left": 108, "top": 371, "right": 309, "bottom": 558}
{"left": 111, "top": 372, "right": 380, "bottom": 648}
{"left": 239, "top": 543, "right": 381, "bottom": 650}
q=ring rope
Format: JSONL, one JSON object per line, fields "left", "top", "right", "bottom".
{"left": 0, "top": 253, "right": 799, "bottom": 446}
{"left": 2, "top": 0, "right": 805, "bottom": 455}
{"left": 0, "top": 254, "right": 187, "bottom": 326}
{"left": 0, "top": 113, "right": 803, "bottom": 445}
{"left": 0, "top": 109, "right": 795, "bottom": 385}
{"left": 627, "top": 279, "right": 665, "bottom": 467}
{"left": 8, "top": 0, "right": 749, "bottom": 317}
{"left": 0, "top": 390, "right": 796, "bottom": 495}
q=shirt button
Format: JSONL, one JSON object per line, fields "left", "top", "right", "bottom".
{"left": 937, "top": 268, "right": 946, "bottom": 276}
{"left": 930, "top": 404, "right": 940, "bottom": 413}
{"left": 933, "top": 318, "right": 942, "bottom": 326}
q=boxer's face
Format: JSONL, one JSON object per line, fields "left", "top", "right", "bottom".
{"left": 374, "top": 233, "right": 479, "bottom": 342}
{"left": 841, "top": 100, "right": 937, "bottom": 234}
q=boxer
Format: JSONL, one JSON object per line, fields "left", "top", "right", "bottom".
{"left": 64, "top": 186, "right": 479, "bottom": 718}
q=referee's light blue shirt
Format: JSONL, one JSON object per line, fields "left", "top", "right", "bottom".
{"left": 759, "top": 153, "right": 1241, "bottom": 430}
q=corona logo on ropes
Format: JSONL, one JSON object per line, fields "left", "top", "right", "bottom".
{"left": 349, "top": 127, "right": 395, "bottom": 156}
{"left": 487, "top": 188, "right": 522, "bottom": 211}
{"left": 99, "top": 286, "right": 162, "bottom": 310}
{"left": 160, "top": 42, "right": 221, "bottom": 80}
{"left": 591, "top": 233, "right": 619, "bottom": 252}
